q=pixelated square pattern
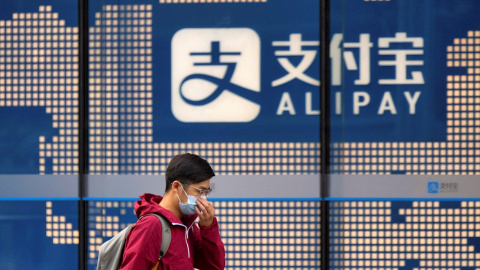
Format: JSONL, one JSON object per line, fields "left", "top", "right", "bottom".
{"left": 0, "top": 6, "right": 79, "bottom": 174}
{"left": 330, "top": 201, "right": 480, "bottom": 270}
{"left": 45, "top": 201, "right": 79, "bottom": 245}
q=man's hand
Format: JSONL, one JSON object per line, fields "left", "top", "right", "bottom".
{"left": 196, "top": 198, "right": 215, "bottom": 227}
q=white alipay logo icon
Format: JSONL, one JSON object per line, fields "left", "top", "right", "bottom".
{"left": 171, "top": 28, "right": 261, "bottom": 122}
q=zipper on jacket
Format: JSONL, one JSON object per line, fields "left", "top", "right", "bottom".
{"left": 172, "top": 222, "right": 195, "bottom": 258}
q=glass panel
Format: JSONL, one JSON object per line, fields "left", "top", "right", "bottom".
{"left": 331, "top": 0, "right": 480, "bottom": 269}
{"left": 0, "top": 0, "right": 80, "bottom": 268}
{"left": 330, "top": 200, "right": 480, "bottom": 269}
{"left": 87, "top": 0, "right": 320, "bottom": 269}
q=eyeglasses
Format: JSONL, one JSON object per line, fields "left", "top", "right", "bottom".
{"left": 188, "top": 186, "right": 213, "bottom": 197}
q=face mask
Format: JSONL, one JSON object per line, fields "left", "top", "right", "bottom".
{"left": 177, "top": 184, "right": 206, "bottom": 215}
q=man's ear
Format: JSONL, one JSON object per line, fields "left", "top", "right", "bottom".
{"left": 171, "top": 180, "right": 181, "bottom": 193}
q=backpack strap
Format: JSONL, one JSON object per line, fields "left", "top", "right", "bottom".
{"left": 152, "top": 214, "right": 171, "bottom": 258}
{"left": 139, "top": 213, "right": 171, "bottom": 259}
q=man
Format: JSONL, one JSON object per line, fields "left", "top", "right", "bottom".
{"left": 120, "top": 153, "right": 225, "bottom": 270}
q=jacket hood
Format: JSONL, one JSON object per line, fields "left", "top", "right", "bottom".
{"left": 134, "top": 193, "right": 163, "bottom": 218}
{"left": 134, "top": 193, "right": 198, "bottom": 227}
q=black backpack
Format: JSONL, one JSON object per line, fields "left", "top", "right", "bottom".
{"left": 96, "top": 213, "right": 171, "bottom": 270}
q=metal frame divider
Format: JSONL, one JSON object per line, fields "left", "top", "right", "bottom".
{"left": 320, "top": 0, "right": 331, "bottom": 269}
{"left": 78, "top": 0, "right": 89, "bottom": 268}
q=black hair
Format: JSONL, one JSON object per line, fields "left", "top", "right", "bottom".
{"left": 165, "top": 153, "right": 215, "bottom": 192}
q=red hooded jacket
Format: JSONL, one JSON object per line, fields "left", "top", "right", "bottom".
{"left": 120, "top": 193, "right": 225, "bottom": 270}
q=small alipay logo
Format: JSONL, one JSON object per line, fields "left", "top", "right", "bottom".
{"left": 427, "top": 181, "right": 439, "bottom": 194}
{"left": 171, "top": 28, "right": 261, "bottom": 122}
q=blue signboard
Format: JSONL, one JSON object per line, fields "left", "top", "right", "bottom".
{"left": 149, "top": 1, "right": 320, "bottom": 142}
{"left": 87, "top": 0, "right": 320, "bottom": 143}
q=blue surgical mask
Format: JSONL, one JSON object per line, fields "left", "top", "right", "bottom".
{"left": 177, "top": 185, "right": 206, "bottom": 215}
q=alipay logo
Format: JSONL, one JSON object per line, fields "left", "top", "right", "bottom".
{"left": 427, "top": 181, "right": 439, "bottom": 194}
{"left": 171, "top": 28, "right": 261, "bottom": 122}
